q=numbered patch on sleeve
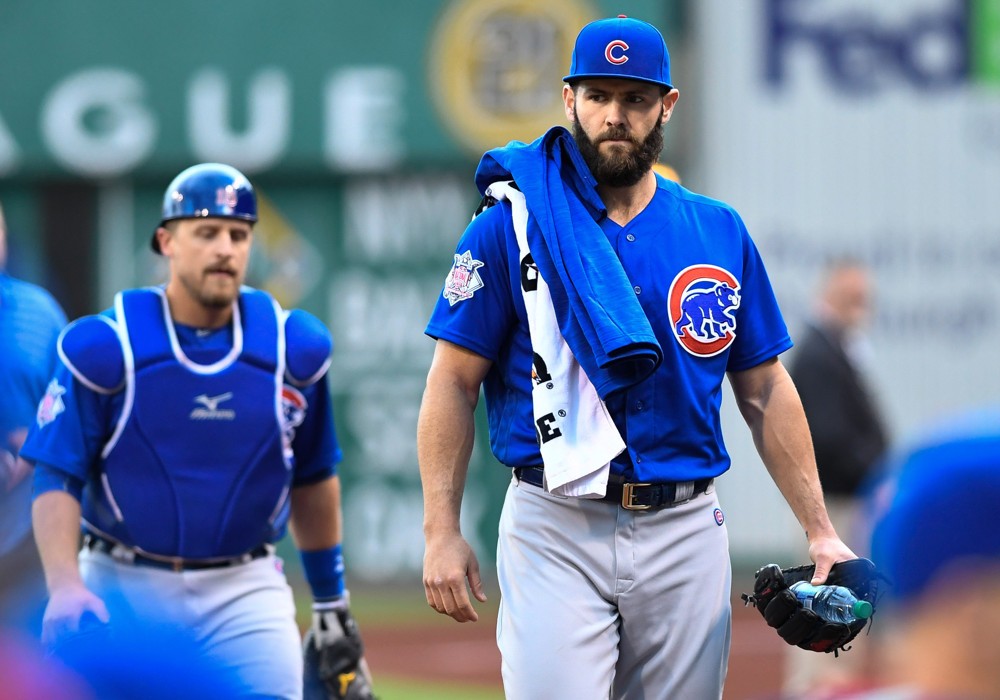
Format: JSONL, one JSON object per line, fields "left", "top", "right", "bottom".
{"left": 442, "top": 250, "right": 485, "bottom": 306}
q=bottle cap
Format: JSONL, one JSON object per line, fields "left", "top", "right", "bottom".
{"left": 852, "top": 600, "right": 873, "bottom": 619}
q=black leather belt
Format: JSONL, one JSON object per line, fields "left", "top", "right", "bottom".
{"left": 513, "top": 466, "right": 713, "bottom": 511}
{"left": 83, "top": 534, "right": 270, "bottom": 572}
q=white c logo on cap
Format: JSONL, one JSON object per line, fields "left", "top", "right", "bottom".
{"left": 605, "top": 40, "right": 629, "bottom": 65}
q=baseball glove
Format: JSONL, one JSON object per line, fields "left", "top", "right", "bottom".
{"left": 303, "top": 599, "right": 375, "bottom": 700}
{"left": 741, "top": 557, "right": 881, "bottom": 654}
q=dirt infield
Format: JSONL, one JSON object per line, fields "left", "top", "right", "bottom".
{"left": 361, "top": 595, "right": 789, "bottom": 699}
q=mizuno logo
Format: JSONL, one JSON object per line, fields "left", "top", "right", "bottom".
{"left": 190, "top": 392, "right": 236, "bottom": 420}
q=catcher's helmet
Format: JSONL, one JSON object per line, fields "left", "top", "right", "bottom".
{"left": 151, "top": 162, "right": 257, "bottom": 254}
{"left": 563, "top": 15, "right": 673, "bottom": 90}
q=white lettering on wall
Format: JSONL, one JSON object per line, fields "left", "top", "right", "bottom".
{"left": 343, "top": 176, "right": 471, "bottom": 261}
{"left": 324, "top": 176, "right": 493, "bottom": 578}
{"left": 17, "top": 65, "right": 411, "bottom": 176}
{"left": 324, "top": 67, "right": 405, "bottom": 171}
{"left": 41, "top": 68, "right": 157, "bottom": 177}
{"left": 342, "top": 379, "right": 423, "bottom": 477}
{"left": 327, "top": 270, "right": 437, "bottom": 374}
{"left": 187, "top": 67, "right": 291, "bottom": 172}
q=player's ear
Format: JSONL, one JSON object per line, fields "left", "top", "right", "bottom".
{"left": 154, "top": 226, "right": 174, "bottom": 255}
{"left": 563, "top": 84, "right": 576, "bottom": 123}
{"left": 661, "top": 88, "right": 680, "bottom": 123}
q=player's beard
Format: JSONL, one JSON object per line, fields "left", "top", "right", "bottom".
{"left": 572, "top": 107, "right": 665, "bottom": 188}
{"left": 180, "top": 268, "right": 240, "bottom": 309}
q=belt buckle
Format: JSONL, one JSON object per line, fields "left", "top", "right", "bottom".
{"left": 621, "top": 482, "right": 653, "bottom": 510}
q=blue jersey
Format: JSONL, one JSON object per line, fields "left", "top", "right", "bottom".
{"left": 426, "top": 176, "right": 792, "bottom": 482}
{"left": 21, "top": 286, "right": 341, "bottom": 558}
{"left": 0, "top": 273, "right": 66, "bottom": 555}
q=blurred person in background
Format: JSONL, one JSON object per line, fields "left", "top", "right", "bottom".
{"left": 18, "top": 164, "right": 371, "bottom": 700}
{"left": 789, "top": 258, "right": 889, "bottom": 546}
{"left": 784, "top": 258, "right": 890, "bottom": 696}
{"left": 0, "top": 199, "right": 67, "bottom": 634}
{"left": 799, "top": 405, "right": 1000, "bottom": 699}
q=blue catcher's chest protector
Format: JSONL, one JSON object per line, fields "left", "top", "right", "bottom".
{"left": 93, "top": 288, "right": 290, "bottom": 558}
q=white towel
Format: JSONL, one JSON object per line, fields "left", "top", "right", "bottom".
{"left": 485, "top": 181, "right": 625, "bottom": 498}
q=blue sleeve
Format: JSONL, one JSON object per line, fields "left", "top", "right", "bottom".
{"left": 424, "top": 202, "right": 517, "bottom": 360}
{"left": 32, "top": 461, "right": 85, "bottom": 501}
{"left": 20, "top": 362, "right": 119, "bottom": 491}
{"left": 727, "top": 214, "right": 793, "bottom": 372}
{"left": 291, "top": 372, "right": 341, "bottom": 486}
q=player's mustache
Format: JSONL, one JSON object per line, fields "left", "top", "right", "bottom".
{"left": 205, "top": 265, "right": 237, "bottom": 276}
{"left": 597, "top": 126, "right": 637, "bottom": 144}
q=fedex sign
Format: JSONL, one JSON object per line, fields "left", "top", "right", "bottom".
{"left": 764, "top": 0, "right": 999, "bottom": 94}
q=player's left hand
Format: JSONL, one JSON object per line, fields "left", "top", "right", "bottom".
{"left": 41, "top": 583, "right": 111, "bottom": 649}
{"left": 303, "top": 595, "right": 374, "bottom": 700}
{"left": 422, "top": 530, "right": 487, "bottom": 623}
{"left": 806, "top": 535, "right": 857, "bottom": 584}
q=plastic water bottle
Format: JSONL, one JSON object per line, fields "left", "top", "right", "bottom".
{"left": 789, "top": 581, "right": 873, "bottom": 624}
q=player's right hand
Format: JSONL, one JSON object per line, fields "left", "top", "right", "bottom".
{"left": 422, "top": 532, "right": 487, "bottom": 623}
{"left": 41, "top": 583, "right": 110, "bottom": 648}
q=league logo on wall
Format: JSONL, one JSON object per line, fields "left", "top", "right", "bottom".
{"left": 668, "top": 265, "right": 741, "bottom": 357}
{"left": 429, "top": 0, "right": 595, "bottom": 154}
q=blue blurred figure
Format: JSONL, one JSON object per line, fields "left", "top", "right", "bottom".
{"left": 0, "top": 199, "right": 67, "bottom": 633}
{"left": 47, "top": 614, "right": 250, "bottom": 699}
{"left": 801, "top": 405, "right": 1000, "bottom": 699}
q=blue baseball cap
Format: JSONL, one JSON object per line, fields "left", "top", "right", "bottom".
{"left": 563, "top": 15, "right": 672, "bottom": 89}
{"left": 869, "top": 405, "right": 1000, "bottom": 605}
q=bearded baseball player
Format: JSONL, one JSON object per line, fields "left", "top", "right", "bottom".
{"left": 418, "top": 16, "right": 855, "bottom": 699}
{"left": 21, "top": 163, "right": 372, "bottom": 700}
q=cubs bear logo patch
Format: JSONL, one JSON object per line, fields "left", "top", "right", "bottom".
{"left": 668, "top": 264, "right": 741, "bottom": 357}
{"left": 443, "top": 250, "right": 485, "bottom": 306}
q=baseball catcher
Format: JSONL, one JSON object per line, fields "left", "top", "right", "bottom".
{"left": 742, "top": 557, "right": 881, "bottom": 654}
{"left": 303, "top": 597, "right": 375, "bottom": 700}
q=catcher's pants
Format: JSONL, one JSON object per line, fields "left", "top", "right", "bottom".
{"left": 80, "top": 548, "right": 302, "bottom": 699}
{"left": 497, "top": 475, "right": 732, "bottom": 700}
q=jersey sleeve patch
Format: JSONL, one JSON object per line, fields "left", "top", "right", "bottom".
{"left": 36, "top": 379, "right": 68, "bottom": 428}
{"left": 443, "top": 250, "right": 485, "bottom": 306}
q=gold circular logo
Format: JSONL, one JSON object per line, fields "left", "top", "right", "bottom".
{"left": 430, "top": 0, "right": 595, "bottom": 155}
